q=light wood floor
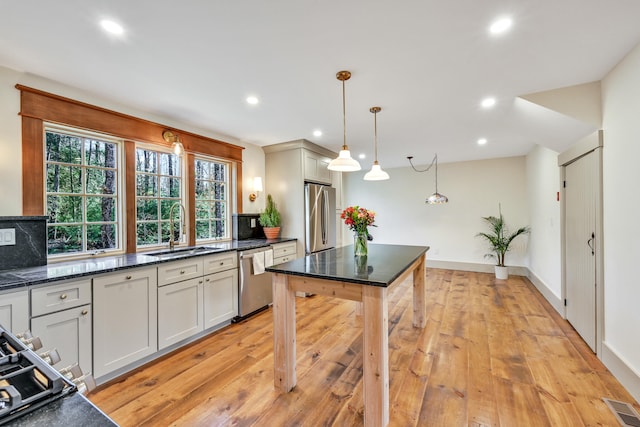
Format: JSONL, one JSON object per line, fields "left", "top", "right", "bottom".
{"left": 89, "top": 269, "right": 639, "bottom": 426}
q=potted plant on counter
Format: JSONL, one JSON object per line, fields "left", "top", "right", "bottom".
{"left": 476, "top": 205, "right": 529, "bottom": 279}
{"left": 259, "top": 194, "right": 282, "bottom": 239}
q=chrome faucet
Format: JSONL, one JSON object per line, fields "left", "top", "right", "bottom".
{"left": 168, "top": 202, "right": 186, "bottom": 250}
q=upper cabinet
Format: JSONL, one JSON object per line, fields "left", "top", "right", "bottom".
{"left": 303, "top": 150, "right": 332, "bottom": 185}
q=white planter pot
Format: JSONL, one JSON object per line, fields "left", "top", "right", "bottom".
{"left": 495, "top": 265, "right": 509, "bottom": 280}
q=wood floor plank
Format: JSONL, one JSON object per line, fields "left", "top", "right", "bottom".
{"left": 89, "top": 268, "right": 638, "bottom": 426}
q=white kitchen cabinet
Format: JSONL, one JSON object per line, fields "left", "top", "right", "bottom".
{"left": 0, "top": 289, "right": 28, "bottom": 333}
{"left": 93, "top": 267, "right": 158, "bottom": 379}
{"left": 31, "top": 278, "right": 91, "bottom": 317}
{"left": 303, "top": 150, "right": 332, "bottom": 185}
{"left": 30, "top": 304, "right": 92, "bottom": 373}
{"left": 158, "top": 277, "right": 204, "bottom": 349}
{"left": 272, "top": 241, "right": 297, "bottom": 265}
{"left": 203, "top": 251, "right": 237, "bottom": 275}
{"left": 157, "top": 257, "right": 203, "bottom": 287}
{"left": 203, "top": 268, "right": 238, "bottom": 328}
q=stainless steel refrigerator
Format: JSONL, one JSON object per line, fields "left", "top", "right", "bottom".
{"left": 304, "top": 183, "right": 336, "bottom": 254}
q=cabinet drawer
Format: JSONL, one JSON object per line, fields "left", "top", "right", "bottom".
{"left": 158, "top": 258, "right": 204, "bottom": 287}
{"left": 203, "top": 251, "right": 238, "bottom": 275}
{"left": 273, "top": 255, "right": 294, "bottom": 265}
{"left": 272, "top": 242, "right": 297, "bottom": 259}
{"left": 31, "top": 279, "right": 92, "bottom": 317}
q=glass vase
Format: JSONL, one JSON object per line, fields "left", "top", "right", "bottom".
{"left": 354, "top": 231, "right": 368, "bottom": 257}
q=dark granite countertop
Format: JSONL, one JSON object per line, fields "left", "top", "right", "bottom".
{"left": 266, "top": 244, "right": 429, "bottom": 287}
{"left": 0, "top": 238, "right": 295, "bottom": 291}
{"left": 8, "top": 393, "right": 118, "bottom": 427}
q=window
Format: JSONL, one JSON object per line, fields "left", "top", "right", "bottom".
{"left": 45, "top": 127, "right": 122, "bottom": 256}
{"left": 135, "top": 146, "right": 183, "bottom": 247}
{"left": 195, "top": 157, "right": 229, "bottom": 241}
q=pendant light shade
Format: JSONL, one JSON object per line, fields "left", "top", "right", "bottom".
{"left": 328, "top": 70, "right": 361, "bottom": 172}
{"left": 364, "top": 106, "right": 389, "bottom": 181}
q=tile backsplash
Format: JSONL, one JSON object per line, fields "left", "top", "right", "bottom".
{"left": 0, "top": 216, "right": 47, "bottom": 270}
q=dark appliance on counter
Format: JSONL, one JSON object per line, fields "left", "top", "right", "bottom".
{"left": 232, "top": 213, "right": 264, "bottom": 240}
{"left": 0, "top": 325, "right": 76, "bottom": 425}
{"left": 304, "top": 183, "right": 336, "bottom": 254}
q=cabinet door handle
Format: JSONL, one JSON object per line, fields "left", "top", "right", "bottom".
{"left": 81, "top": 309, "right": 88, "bottom": 316}
{"left": 206, "top": 278, "right": 210, "bottom": 282}
{"left": 219, "top": 262, "right": 224, "bottom": 266}
{"left": 126, "top": 275, "right": 132, "bottom": 280}
{"left": 60, "top": 294, "right": 67, "bottom": 300}
{"left": 180, "top": 270, "right": 186, "bottom": 274}
{"left": 199, "top": 280, "right": 203, "bottom": 284}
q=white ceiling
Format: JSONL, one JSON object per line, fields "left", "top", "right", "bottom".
{"left": 2, "top": 1, "right": 640, "bottom": 168}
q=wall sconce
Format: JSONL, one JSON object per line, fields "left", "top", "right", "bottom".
{"left": 407, "top": 154, "right": 449, "bottom": 204}
{"left": 249, "top": 176, "right": 263, "bottom": 202}
{"left": 162, "top": 130, "right": 185, "bottom": 157}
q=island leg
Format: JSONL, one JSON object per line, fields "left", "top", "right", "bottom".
{"left": 412, "top": 254, "right": 427, "bottom": 328}
{"left": 272, "top": 272, "right": 297, "bottom": 392}
{"left": 362, "top": 285, "right": 389, "bottom": 427}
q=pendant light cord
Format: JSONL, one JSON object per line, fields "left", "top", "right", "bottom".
{"left": 342, "top": 78, "right": 347, "bottom": 150}
{"left": 373, "top": 110, "right": 378, "bottom": 162}
{"left": 408, "top": 154, "right": 439, "bottom": 190}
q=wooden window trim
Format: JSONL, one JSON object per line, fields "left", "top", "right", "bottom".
{"left": 18, "top": 85, "right": 244, "bottom": 252}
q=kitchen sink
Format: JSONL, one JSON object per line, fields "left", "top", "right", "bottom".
{"left": 145, "top": 246, "right": 223, "bottom": 258}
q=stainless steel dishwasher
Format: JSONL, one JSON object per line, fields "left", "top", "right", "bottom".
{"left": 235, "top": 246, "right": 274, "bottom": 321}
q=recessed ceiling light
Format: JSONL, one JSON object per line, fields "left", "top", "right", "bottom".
{"left": 313, "top": 130, "right": 322, "bottom": 137}
{"left": 481, "top": 97, "right": 496, "bottom": 108}
{"left": 478, "top": 138, "right": 487, "bottom": 145}
{"left": 246, "top": 96, "right": 259, "bottom": 105}
{"left": 358, "top": 153, "right": 366, "bottom": 159}
{"left": 100, "top": 19, "right": 124, "bottom": 35}
{"left": 489, "top": 17, "right": 512, "bottom": 34}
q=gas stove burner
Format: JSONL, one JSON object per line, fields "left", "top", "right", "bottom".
{"left": 0, "top": 327, "right": 76, "bottom": 425}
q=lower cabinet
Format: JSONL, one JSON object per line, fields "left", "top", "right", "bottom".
{"left": 0, "top": 290, "right": 29, "bottom": 333}
{"left": 158, "top": 277, "right": 204, "bottom": 349}
{"left": 30, "top": 304, "right": 92, "bottom": 373}
{"left": 92, "top": 267, "right": 158, "bottom": 379}
{"left": 203, "top": 268, "right": 238, "bottom": 329}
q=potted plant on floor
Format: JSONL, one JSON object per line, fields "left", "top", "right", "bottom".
{"left": 476, "top": 205, "right": 530, "bottom": 279}
{"left": 259, "top": 194, "right": 282, "bottom": 239}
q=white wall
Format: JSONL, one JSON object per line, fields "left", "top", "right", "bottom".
{"left": 343, "top": 156, "right": 529, "bottom": 269}
{"left": 0, "top": 65, "right": 265, "bottom": 216}
{"left": 601, "top": 41, "right": 640, "bottom": 399}
{"left": 525, "top": 145, "right": 562, "bottom": 303}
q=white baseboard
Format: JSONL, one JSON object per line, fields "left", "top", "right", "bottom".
{"left": 525, "top": 269, "right": 564, "bottom": 315}
{"left": 425, "top": 259, "right": 527, "bottom": 276}
{"left": 602, "top": 342, "right": 640, "bottom": 403}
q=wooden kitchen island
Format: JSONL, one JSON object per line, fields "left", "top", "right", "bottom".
{"left": 266, "top": 244, "right": 428, "bottom": 427}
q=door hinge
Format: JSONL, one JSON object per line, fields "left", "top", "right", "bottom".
{"left": 564, "top": 298, "right": 567, "bottom": 306}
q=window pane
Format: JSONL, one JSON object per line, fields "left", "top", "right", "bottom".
{"left": 137, "top": 222, "right": 159, "bottom": 246}
{"left": 136, "top": 148, "right": 157, "bottom": 173}
{"left": 46, "top": 132, "right": 82, "bottom": 164}
{"left": 195, "top": 160, "right": 210, "bottom": 180}
{"left": 47, "top": 164, "right": 82, "bottom": 193}
{"left": 195, "top": 181, "right": 210, "bottom": 199}
{"left": 212, "top": 220, "right": 225, "bottom": 238}
{"left": 160, "top": 153, "right": 180, "bottom": 176}
{"left": 212, "top": 202, "right": 226, "bottom": 220}
{"left": 86, "top": 196, "right": 116, "bottom": 222}
{"left": 196, "top": 201, "right": 210, "bottom": 219}
{"left": 47, "top": 225, "right": 82, "bottom": 255}
{"left": 137, "top": 199, "right": 158, "bottom": 221}
{"left": 85, "top": 139, "right": 117, "bottom": 168}
{"left": 160, "top": 176, "right": 181, "bottom": 198}
{"left": 87, "top": 224, "right": 117, "bottom": 250}
{"left": 86, "top": 168, "right": 117, "bottom": 195}
{"left": 196, "top": 220, "right": 210, "bottom": 240}
{"left": 212, "top": 163, "right": 227, "bottom": 181}
{"left": 160, "top": 221, "right": 179, "bottom": 243}
{"left": 212, "top": 183, "right": 226, "bottom": 200}
{"left": 160, "top": 200, "right": 181, "bottom": 221}
{"left": 136, "top": 174, "right": 158, "bottom": 197}
{"left": 47, "top": 195, "right": 83, "bottom": 223}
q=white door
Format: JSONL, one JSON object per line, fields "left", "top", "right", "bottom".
{"left": 564, "top": 151, "right": 597, "bottom": 351}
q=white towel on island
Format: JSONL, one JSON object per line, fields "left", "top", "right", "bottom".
{"left": 265, "top": 249, "right": 274, "bottom": 268}
{"left": 253, "top": 251, "right": 265, "bottom": 275}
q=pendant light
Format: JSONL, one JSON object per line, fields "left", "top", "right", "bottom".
{"left": 363, "top": 106, "right": 389, "bottom": 181}
{"left": 407, "top": 154, "right": 449, "bottom": 204}
{"left": 328, "top": 71, "right": 361, "bottom": 172}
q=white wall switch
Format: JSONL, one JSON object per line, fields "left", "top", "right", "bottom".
{"left": 0, "top": 228, "right": 16, "bottom": 246}
{"left": 250, "top": 218, "right": 256, "bottom": 228}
